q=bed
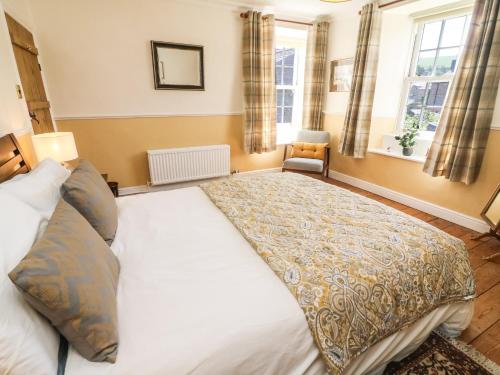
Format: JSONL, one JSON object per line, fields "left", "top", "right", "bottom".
{"left": 0, "top": 133, "right": 475, "bottom": 375}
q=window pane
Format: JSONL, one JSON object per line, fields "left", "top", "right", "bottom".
{"left": 404, "top": 82, "right": 426, "bottom": 128}
{"left": 283, "top": 107, "right": 293, "bottom": 123}
{"left": 276, "top": 67, "right": 282, "bottom": 85}
{"left": 277, "top": 89, "right": 284, "bottom": 106}
{"left": 408, "top": 82, "right": 427, "bottom": 108}
{"left": 420, "top": 108, "right": 443, "bottom": 131}
{"left": 283, "top": 67, "right": 294, "bottom": 85}
{"left": 426, "top": 81, "right": 449, "bottom": 108}
{"left": 422, "top": 81, "right": 449, "bottom": 131}
{"left": 275, "top": 48, "right": 284, "bottom": 66}
{"left": 435, "top": 47, "right": 459, "bottom": 75}
{"left": 284, "top": 89, "right": 294, "bottom": 106}
{"left": 416, "top": 50, "right": 436, "bottom": 76}
{"left": 284, "top": 49, "right": 295, "bottom": 67}
{"left": 421, "top": 21, "right": 442, "bottom": 50}
{"left": 277, "top": 107, "right": 283, "bottom": 123}
{"left": 441, "top": 16, "right": 466, "bottom": 47}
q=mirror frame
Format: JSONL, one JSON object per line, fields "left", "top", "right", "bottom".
{"left": 480, "top": 183, "right": 500, "bottom": 231}
{"left": 151, "top": 41, "right": 205, "bottom": 91}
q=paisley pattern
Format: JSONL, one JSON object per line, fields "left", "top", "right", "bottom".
{"left": 201, "top": 173, "right": 475, "bottom": 374}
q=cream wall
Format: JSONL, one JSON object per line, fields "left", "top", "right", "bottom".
{"left": 324, "top": 8, "right": 500, "bottom": 219}
{"left": 0, "top": 0, "right": 45, "bottom": 166}
{"left": 27, "top": 0, "right": 243, "bottom": 118}
{"left": 0, "top": 0, "right": 32, "bottom": 137}
{"left": 24, "top": 0, "right": 285, "bottom": 186}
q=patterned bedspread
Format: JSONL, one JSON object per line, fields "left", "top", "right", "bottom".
{"left": 200, "top": 173, "right": 475, "bottom": 374}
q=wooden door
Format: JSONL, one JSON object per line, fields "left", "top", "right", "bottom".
{"left": 5, "top": 13, "right": 54, "bottom": 134}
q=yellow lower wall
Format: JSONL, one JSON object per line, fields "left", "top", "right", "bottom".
{"left": 56, "top": 114, "right": 499, "bottom": 219}
{"left": 324, "top": 115, "right": 500, "bottom": 219}
{"left": 57, "top": 115, "right": 284, "bottom": 187}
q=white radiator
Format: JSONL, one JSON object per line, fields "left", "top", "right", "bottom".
{"left": 147, "top": 144, "right": 230, "bottom": 185}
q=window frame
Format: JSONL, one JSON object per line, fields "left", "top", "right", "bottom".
{"left": 396, "top": 9, "right": 472, "bottom": 134}
{"left": 276, "top": 47, "right": 300, "bottom": 126}
{"left": 275, "top": 26, "right": 308, "bottom": 145}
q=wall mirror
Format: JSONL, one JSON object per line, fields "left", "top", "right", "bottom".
{"left": 151, "top": 41, "right": 204, "bottom": 90}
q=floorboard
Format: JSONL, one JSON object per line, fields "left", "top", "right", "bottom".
{"left": 323, "top": 175, "right": 500, "bottom": 364}
{"left": 470, "top": 321, "right": 500, "bottom": 364}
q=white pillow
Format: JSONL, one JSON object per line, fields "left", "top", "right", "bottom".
{"left": 0, "top": 158, "right": 70, "bottom": 228}
{"left": 0, "top": 192, "right": 59, "bottom": 375}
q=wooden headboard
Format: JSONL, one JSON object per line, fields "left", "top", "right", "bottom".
{"left": 0, "top": 133, "right": 31, "bottom": 183}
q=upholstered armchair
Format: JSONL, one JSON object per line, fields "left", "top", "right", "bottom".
{"left": 282, "top": 130, "right": 331, "bottom": 178}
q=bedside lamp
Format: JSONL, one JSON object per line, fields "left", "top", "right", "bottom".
{"left": 32, "top": 132, "right": 78, "bottom": 167}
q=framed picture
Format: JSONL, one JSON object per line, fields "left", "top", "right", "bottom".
{"left": 151, "top": 41, "right": 205, "bottom": 90}
{"left": 329, "top": 58, "right": 354, "bottom": 92}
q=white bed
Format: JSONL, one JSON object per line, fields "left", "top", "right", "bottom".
{"left": 65, "top": 187, "right": 474, "bottom": 375}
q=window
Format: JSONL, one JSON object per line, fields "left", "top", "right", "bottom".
{"left": 399, "top": 13, "right": 471, "bottom": 132}
{"left": 275, "top": 27, "right": 307, "bottom": 144}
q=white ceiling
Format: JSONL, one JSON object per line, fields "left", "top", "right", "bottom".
{"left": 194, "top": 0, "right": 366, "bottom": 20}
{"left": 386, "top": 0, "right": 473, "bottom": 15}
{"left": 183, "top": 0, "right": 473, "bottom": 21}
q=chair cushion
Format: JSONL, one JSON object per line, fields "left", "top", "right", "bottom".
{"left": 296, "top": 130, "right": 330, "bottom": 144}
{"left": 283, "top": 157, "right": 324, "bottom": 172}
{"left": 8, "top": 199, "right": 120, "bottom": 363}
{"left": 290, "top": 142, "right": 328, "bottom": 160}
{"left": 62, "top": 160, "right": 117, "bottom": 244}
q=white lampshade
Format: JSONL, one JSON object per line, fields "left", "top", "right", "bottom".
{"left": 32, "top": 132, "right": 78, "bottom": 163}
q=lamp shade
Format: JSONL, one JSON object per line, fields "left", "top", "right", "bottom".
{"left": 32, "top": 132, "right": 78, "bottom": 163}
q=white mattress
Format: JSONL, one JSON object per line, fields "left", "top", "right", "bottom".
{"left": 65, "top": 187, "right": 473, "bottom": 375}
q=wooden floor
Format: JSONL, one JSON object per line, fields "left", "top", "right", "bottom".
{"left": 323, "top": 176, "right": 500, "bottom": 364}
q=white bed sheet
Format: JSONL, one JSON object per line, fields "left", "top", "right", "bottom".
{"left": 65, "top": 187, "right": 473, "bottom": 375}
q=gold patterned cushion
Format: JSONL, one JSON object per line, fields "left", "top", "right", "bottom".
{"left": 62, "top": 160, "right": 117, "bottom": 243}
{"left": 290, "top": 142, "right": 328, "bottom": 160}
{"left": 9, "top": 199, "right": 120, "bottom": 363}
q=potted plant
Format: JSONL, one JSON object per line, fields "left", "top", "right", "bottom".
{"left": 395, "top": 116, "right": 420, "bottom": 156}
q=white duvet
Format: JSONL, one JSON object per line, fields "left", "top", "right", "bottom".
{"left": 65, "top": 187, "right": 473, "bottom": 375}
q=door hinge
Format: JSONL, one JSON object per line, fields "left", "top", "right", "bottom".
{"left": 15, "top": 84, "right": 23, "bottom": 99}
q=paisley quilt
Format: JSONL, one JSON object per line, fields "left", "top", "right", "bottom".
{"left": 200, "top": 172, "right": 475, "bottom": 374}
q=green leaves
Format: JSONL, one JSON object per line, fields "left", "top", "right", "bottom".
{"left": 395, "top": 115, "right": 422, "bottom": 148}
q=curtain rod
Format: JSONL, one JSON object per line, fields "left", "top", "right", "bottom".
{"left": 239, "top": 13, "right": 313, "bottom": 26}
{"left": 358, "top": 0, "right": 406, "bottom": 14}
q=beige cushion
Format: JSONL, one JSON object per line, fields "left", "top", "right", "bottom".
{"left": 290, "top": 142, "right": 328, "bottom": 160}
{"left": 283, "top": 157, "right": 324, "bottom": 172}
{"left": 9, "top": 199, "right": 120, "bottom": 363}
{"left": 62, "top": 160, "right": 117, "bottom": 243}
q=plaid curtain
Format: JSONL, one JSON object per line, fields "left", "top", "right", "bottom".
{"left": 302, "top": 22, "right": 329, "bottom": 131}
{"left": 242, "top": 11, "right": 276, "bottom": 154}
{"left": 338, "top": 1, "right": 381, "bottom": 158}
{"left": 423, "top": 0, "right": 500, "bottom": 185}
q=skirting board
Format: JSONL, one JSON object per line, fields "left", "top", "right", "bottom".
{"left": 118, "top": 167, "right": 282, "bottom": 196}
{"left": 329, "top": 169, "right": 489, "bottom": 233}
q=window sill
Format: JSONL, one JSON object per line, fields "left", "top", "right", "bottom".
{"left": 368, "top": 148, "right": 426, "bottom": 164}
